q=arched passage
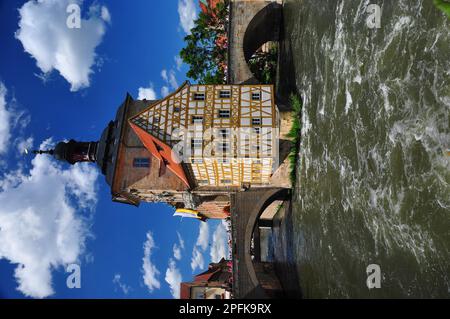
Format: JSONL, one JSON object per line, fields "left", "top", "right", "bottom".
{"left": 230, "top": 187, "right": 290, "bottom": 298}
{"left": 227, "top": 1, "right": 282, "bottom": 84}
{"left": 243, "top": 2, "right": 282, "bottom": 62}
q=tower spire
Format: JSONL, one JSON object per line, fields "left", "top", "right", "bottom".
{"left": 31, "top": 140, "right": 98, "bottom": 165}
{"left": 31, "top": 149, "right": 54, "bottom": 155}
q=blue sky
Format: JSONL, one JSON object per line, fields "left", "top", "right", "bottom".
{"left": 0, "top": 0, "right": 229, "bottom": 299}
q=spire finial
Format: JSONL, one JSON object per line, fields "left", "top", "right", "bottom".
{"left": 31, "top": 149, "right": 54, "bottom": 155}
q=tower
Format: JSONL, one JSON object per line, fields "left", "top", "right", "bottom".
{"left": 33, "top": 82, "right": 280, "bottom": 220}
{"left": 33, "top": 140, "right": 98, "bottom": 164}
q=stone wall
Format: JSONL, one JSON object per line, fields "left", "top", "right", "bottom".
{"left": 197, "top": 197, "right": 230, "bottom": 219}
{"left": 227, "top": 0, "right": 282, "bottom": 84}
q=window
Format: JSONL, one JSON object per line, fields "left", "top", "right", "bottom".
{"left": 192, "top": 116, "right": 203, "bottom": 124}
{"left": 153, "top": 117, "right": 160, "bottom": 124}
{"left": 218, "top": 110, "right": 231, "bottom": 118}
{"left": 191, "top": 139, "right": 203, "bottom": 149}
{"left": 133, "top": 158, "right": 150, "bottom": 168}
{"left": 251, "top": 92, "right": 261, "bottom": 100}
{"left": 218, "top": 129, "right": 229, "bottom": 139}
{"left": 218, "top": 142, "right": 229, "bottom": 153}
{"left": 217, "top": 158, "right": 230, "bottom": 164}
{"left": 198, "top": 180, "right": 209, "bottom": 185}
{"left": 191, "top": 158, "right": 203, "bottom": 164}
{"left": 194, "top": 292, "right": 204, "bottom": 299}
{"left": 173, "top": 106, "right": 180, "bottom": 112}
{"left": 220, "top": 179, "right": 232, "bottom": 184}
{"left": 252, "top": 118, "right": 261, "bottom": 126}
{"left": 253, "top": 127, "right": 260, "bottom": 134}
{"left": 219, "top": 90, "right": 230, "bottom": 98}
{"left": 193, "top": 93, "right": 205, "bottom": 101}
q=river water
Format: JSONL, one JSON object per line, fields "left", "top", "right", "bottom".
{"left": 276, "top": 0, "right": 450, "bottom": 298}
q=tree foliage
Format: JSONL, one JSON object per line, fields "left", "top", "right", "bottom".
{"left": 248, "top": 45, "right": 278, "bottom": 84}
{"left": 434, "top": 0, "right": 450, "bottom": 18}
{"left": 180, "top": 1, "right": 229, "bottom": 84}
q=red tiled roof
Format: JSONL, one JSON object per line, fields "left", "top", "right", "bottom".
{"left": 129, "top": 122, "right": 190, "bottom": 188}
{"left": 194, "top": 268, "right": 220, "bottom": 283}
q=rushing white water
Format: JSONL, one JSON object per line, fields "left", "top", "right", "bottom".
{"left": 281, "top": 0, "right": 450, "bottom": 298}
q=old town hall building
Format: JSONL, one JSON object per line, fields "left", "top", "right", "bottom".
{"left": 33, "top": 82, "right": 280, "bottom": 220}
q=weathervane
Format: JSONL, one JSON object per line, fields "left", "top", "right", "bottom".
{"left": 23, "top": 148, "right": 54, "bottom": 156}
{"left": 31, "top": 149, "right": 54, "bottom": 155}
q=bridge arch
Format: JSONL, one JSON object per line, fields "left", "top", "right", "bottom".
{"left": 243, "top": 2, "right": 282, "bottom": 62}
{"left": 231, "top": 187, "right": 290, "bottom": 298}
{"left": 227, "top": 0, "right": 282, "bottom": 84}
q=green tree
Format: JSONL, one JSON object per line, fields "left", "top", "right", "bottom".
{"left": 180, "top": 1, "right": 229, "bottom": 84}
{"left": 434, "top": 0, "right": 450, "bottom": 18}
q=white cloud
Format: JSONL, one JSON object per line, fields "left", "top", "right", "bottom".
{"left": 16, "top": 137, "right": 33, "bottom": 155}
{"left": 168, "top": 70, "right": 179, "bottom": 90}
{"left": 137, "top": 84, "right": 157, "bottom": 100}
{"left": 101, "top": 6, "right": 111, "bottom": 23}
{"left": 113, "top": 273, "right": 131, "bottom": 295}
{"left": 165, "top": 258, "right": 182, "bottom": 298}
{"left": 167, "top": 232, "right": 184, "bottom": 297}
{"left": 0, "top": 168, "right": 24, "bottom": 191}
{"left": 172, "top": 231, "right": 185, "bottom": 261}
{"left": 174, "top": 56, "right": 183, "bottom": 71}
{"left": 84, "top": 253, "right": 94, "bottom": 264}
{"left": 161, "top": 86, "right": 170, "bottom": 97}
{"left": 160, "top": 68, "right": 179, "bottom": 96}
{"left": 196, "top": 222, "right": 209, "bottom": 251}
{"left": 10, "top": 107, "right": 31, "bottom": 133}
{"left": 0, "top": 83, "right": 11, "bottom": 154}
{"left": 177, "top": 232, "right": 185, "bottom": 249}
{"left": 142, "top": 231, "right": 160, "bottom": 292}
{"left": 190, "top": 222, "right": 209, "bottom": 271}
{"left": 173, "top": 245, "right": 182, "bottom": 261}
{"left": 210, "top": 220, "right": 229, "bottom": 262}
{"left": 178, "top": 0, "right": 197, "bottom": 34}
{"left": 0, "top": 139, "right": 98, "bottom": 298}
{"left": 15, "top": 0, "right": 110, "bottom": 91}
{"left": 161, "top": 69, "right": 168, "bottom": 82}
{"left": 190, "top": 246, "right": 204, "bottom": 271}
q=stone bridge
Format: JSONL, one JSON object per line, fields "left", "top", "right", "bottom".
{"left": 230, "top": 187, "right": 290, "bottom": 298}
{"left": 227, "top": 0, "right": 283, "bottom": 84}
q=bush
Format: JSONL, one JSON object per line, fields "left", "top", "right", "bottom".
{"left": 287, "top": 94, "right": 302, "bottom": 185}
{"left": 248, "top": 45, "right": 278, "bottom": 84}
